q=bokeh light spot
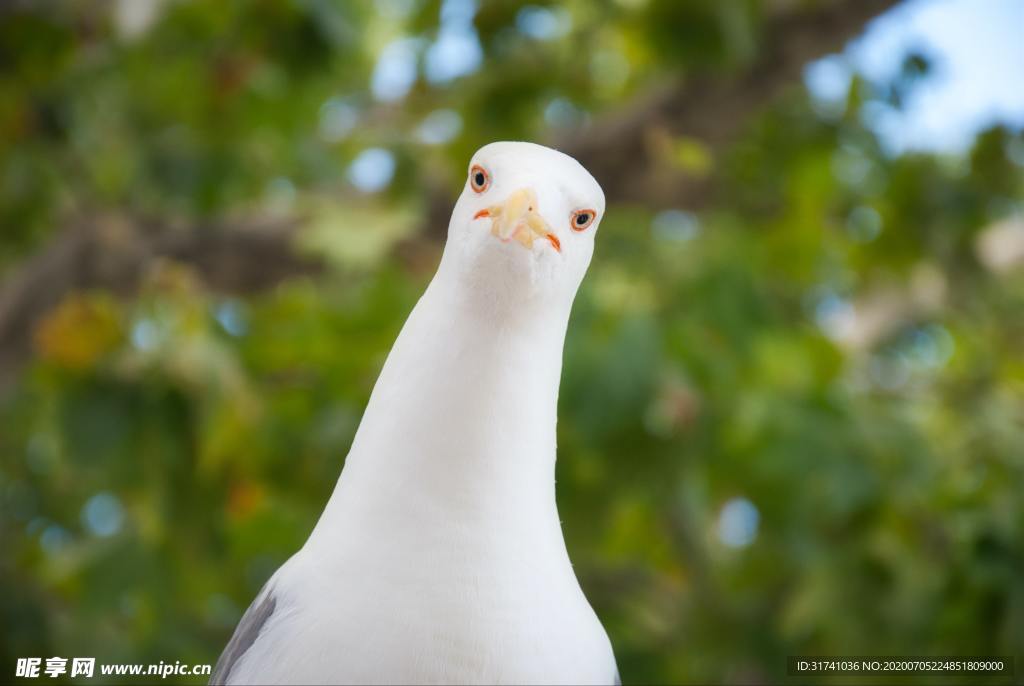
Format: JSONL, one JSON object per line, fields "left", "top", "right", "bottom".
{"left": 516, "top": 6, "right": 571, "bottom": 41}
{"left": 81, "top": 492, "right": 125, "bottom": 538}
{"left": 652, "top": 210, "right": 700, "bottom": 242}
{"left": 417, "top": 109, "right": 463, "bottom": 145}
{"left": 348, "top": 148, "right": 396, "bottom": 193}
{"left": 717, "top": 497, "right": 760, "bottom": 548}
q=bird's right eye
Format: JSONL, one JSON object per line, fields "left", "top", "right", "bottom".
{"left": 469, "top": 164, "right": 490, "bottom": 193}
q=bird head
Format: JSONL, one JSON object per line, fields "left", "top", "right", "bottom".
{"left": 443, "top": 142, "right": 605, "bottom": 312}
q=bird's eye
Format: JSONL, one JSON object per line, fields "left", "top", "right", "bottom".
{"left": 571, "top": 209, "right": 596, "bottom": 231}
{"left": 469, "top": 164, "right": 490, "bottom": 193}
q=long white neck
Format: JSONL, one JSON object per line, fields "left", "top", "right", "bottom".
{"left": 308, "top": 257, "right": 574, "bottom": 552}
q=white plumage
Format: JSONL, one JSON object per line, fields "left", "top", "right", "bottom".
{"left": 213, "top": 142, "right": 618, "bottom": 685}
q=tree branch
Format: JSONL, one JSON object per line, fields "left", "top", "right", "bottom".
{"left": 559, "top": 0, "right": 900, "bottom": 209}
{"left": 0, "top": 216, "right": 323, "bottom": 389}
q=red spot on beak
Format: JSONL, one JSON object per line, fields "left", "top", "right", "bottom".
{"left": 473, "top": 209, "right": 490, "bottom": 220}
{"left": 546, "top": 233, "right": 561, "bottom": 252}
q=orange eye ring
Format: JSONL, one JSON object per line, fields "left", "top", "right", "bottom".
{"left": 570, "top": 208, "right": 596, "bottom": 231}
{"left": 469, "top": 164, "right": 490, "bottom": 193}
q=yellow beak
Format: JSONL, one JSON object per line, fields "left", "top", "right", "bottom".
{"left": 474, "top": 188, "right": 560, "bottom": 252}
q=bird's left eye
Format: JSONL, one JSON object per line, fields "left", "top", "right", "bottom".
{"left": 469, "top": 164, "right": 490, "bottom": 193}
{"left": 571, "top": 209, "right": 596, "bottom": 231}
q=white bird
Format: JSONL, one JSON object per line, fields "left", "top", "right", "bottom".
{"left": 211, "top": 141, "right": 619, "bottom": 685}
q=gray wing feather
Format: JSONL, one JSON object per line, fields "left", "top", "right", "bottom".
{"left": 209, "top": 586, "right": 277, "bottom": 685}
{"left": 614, "top": 667, "right": 622, "bottom": 685}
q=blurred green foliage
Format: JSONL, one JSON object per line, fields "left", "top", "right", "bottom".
{"left": 1, "top": 1, "right": 1023, "bottom": 684}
